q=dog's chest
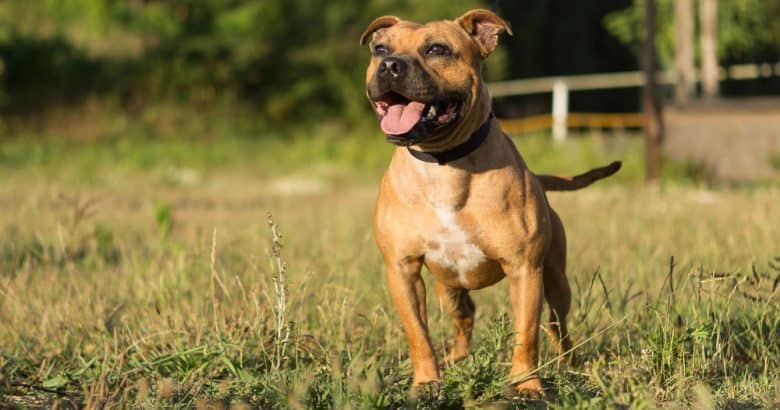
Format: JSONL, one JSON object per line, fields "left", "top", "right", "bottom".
{"left": 423, "top": 207, "right": 486, "bottom": 284}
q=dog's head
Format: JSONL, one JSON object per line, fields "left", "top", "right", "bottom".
{"left": 361, "top": 9, "right": 511, "bottom": 147}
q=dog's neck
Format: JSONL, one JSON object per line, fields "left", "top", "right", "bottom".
{"left": 387, "top": 80, "right": 511, "bottom": 210}
{"left": 407, "top": 113, "right": 493, "bottom": 165}
{"left": 392, "top": 100, "right": 504, "bottom": 211}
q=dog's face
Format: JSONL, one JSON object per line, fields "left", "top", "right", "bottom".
{"left": 361, "top": 10, "right": 511, "bottom": 146}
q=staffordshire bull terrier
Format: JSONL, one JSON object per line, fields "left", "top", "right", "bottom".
{"left": 361, "top": 9, "right": 621, "bottom": 397}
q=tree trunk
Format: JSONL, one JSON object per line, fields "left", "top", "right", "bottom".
{"left": 700, "top": 0, "right": 720, "bottom": 99}
{"left": 674, "top": 0, "right": 695, "bottom": 104}
{"left": 643, "top": 0, "right": 663, "bottom": 182}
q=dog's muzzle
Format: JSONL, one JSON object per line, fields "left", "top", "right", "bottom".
{"left": 369, "top": 57, "right": 463, "bottom": 145}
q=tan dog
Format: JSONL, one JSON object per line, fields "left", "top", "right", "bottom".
{"left": 361, "top": 9, "right": 620, "bottom": 397}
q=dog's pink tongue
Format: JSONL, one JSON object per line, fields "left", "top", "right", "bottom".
{"left": 380, "top": 102, "right": 425, "bottom": 135}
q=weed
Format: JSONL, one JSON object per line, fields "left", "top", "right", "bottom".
{"left": 1, "top": 134, "right": 777, "bottom": 407}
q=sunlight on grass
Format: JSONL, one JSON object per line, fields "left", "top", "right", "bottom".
{"left": 1, "top": 133, "right": 778, "bottom": 407}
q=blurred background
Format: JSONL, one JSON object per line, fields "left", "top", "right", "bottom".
{"left": 1, "top": 3, "right": 779, "bottom": 407}
{"left": 0, "top": 0, "right": 779, "bottom": 183}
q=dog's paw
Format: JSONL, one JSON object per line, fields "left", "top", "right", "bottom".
{"left": 504, "top": 378, "right": 545, "bottom": 401}
{"left": 409, "top": 379, "right": 442, "bottom": 400}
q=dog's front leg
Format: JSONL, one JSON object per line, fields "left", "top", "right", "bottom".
{"left": 505, "top": 261, "right": 545, "bottom": 397}
{"left": 385, "top": 258, "right": 440, "bottom": 386}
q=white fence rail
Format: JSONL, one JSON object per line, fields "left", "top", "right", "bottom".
{"left": 487, "top": 62, "right": 780, "bottom": 139}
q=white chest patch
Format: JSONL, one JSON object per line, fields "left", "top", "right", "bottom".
{"left": 425, "top": 207, "right": 486, "bottom": 285}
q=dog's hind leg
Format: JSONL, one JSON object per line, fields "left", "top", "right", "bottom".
{"left": 543, "top": 209, "right": 573, "bottom": 362}
{"left": 434, "top": 281, "right": 475, "bottom": 364}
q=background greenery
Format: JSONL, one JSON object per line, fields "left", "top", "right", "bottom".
{"left": 1, "top": 0, "right": 778, "bottom": 132}
{"left": 605, "top": 0, "right": 780, "bottom": 67}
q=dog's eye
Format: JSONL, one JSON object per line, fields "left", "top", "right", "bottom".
{"left": 426, "top": 44, "right": 450, "bottom": 56}
{"left": 373, "top": 45, "right": 390, "bottom": 56}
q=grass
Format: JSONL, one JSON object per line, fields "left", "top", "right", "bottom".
{"left": 1, "top": 128, "right": 779, "bottom": 408}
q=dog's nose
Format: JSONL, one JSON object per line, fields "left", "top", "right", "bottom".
{"left": 378, "top": 57, "right": 407, "bottom": 79}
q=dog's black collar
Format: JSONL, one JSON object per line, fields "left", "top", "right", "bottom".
{"left": 407, "top": 113, "right": 494, "bottom": 165}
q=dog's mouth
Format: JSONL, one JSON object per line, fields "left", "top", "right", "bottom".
{"left": 373, "top": 92, "right": 461, "bottom": 145}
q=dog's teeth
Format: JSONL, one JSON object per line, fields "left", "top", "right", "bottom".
{"left": 427, "top": 106, "right": 437, "bottom": 119}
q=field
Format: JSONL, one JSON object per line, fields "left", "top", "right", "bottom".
{"left": 1, "top": 130, "right": 778, "bottom": 408}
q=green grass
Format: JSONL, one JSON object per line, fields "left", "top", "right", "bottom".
{"left": 1, "top": 126, "right": 717, "bottom": 187}
{"left": 1, "top": 130, "right": 779, "bottom": 408}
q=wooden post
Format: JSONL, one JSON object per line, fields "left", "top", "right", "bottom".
{"left": 643, "top": 0, "right": 663, "bottom": 181}
{"left": 674, "top": 0, "right": 695, "bottom": 104}
{"left": 700, "top": 0, "right": 720, "bottom": 98}
{"left": 552, "top": 80, "right": 568, "bottom": 141}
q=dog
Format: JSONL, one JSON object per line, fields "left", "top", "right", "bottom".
{"left": 361, "top": 9, "right": 621, "bottom": 397}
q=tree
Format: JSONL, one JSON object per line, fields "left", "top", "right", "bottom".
{"left": 0, "top": 0, "right": 483, "bottom": 125}
{"left": 700, "top": 0, "right": 720, "bottom": 98}
{"left": 674, "top": 0, "right": 695, "bottom": 104}
{"left": 643, "top": 0, "right": 663, "bottom": 181}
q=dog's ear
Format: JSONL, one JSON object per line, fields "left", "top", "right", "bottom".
{"left": 360, "top": 16, "right": 401, "bottom": 46}
{"left": 455, "top": 9, "right": 512, "bottom": 57}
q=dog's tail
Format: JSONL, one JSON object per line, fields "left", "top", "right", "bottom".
{"left": 537, "top": 161, "right": 622, "bottom": 191}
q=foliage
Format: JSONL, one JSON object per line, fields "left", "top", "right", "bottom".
{"left": 1, "top": 1, "right": 777, "bottom": 129}
{"left": 0, "top": 0, "right": 481, "bottom": 125}
{"left": 604, "top": 0, "right": 780, "bottom": 67}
